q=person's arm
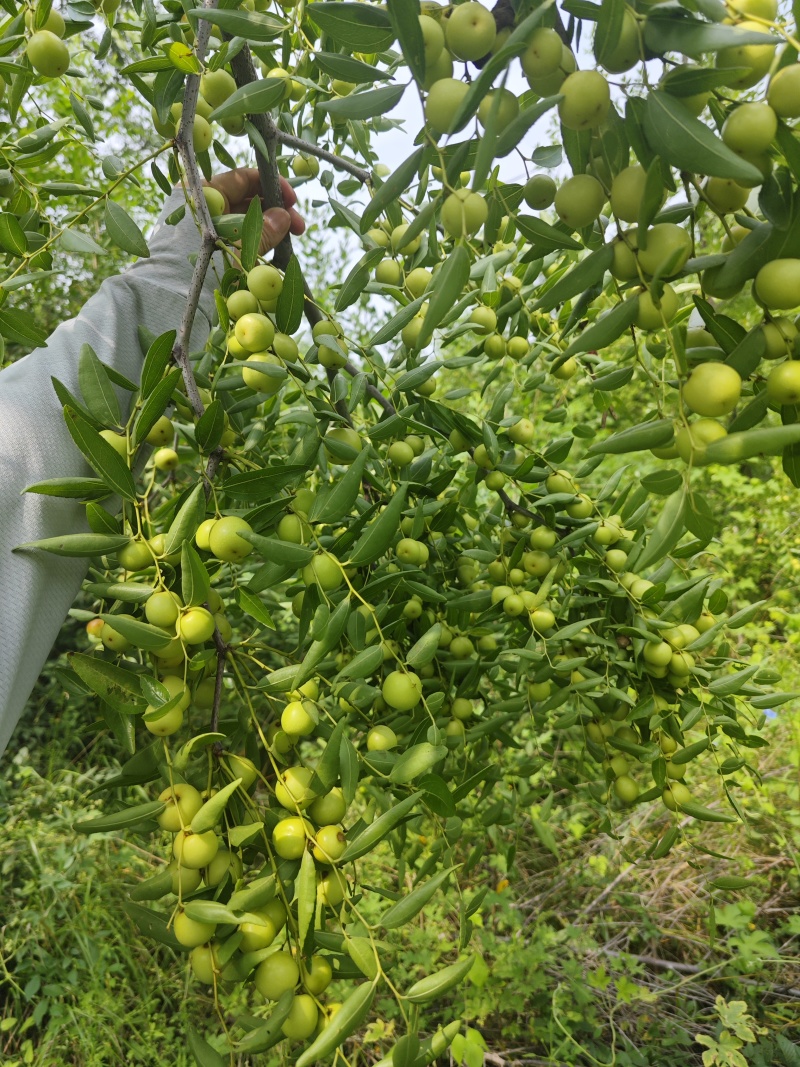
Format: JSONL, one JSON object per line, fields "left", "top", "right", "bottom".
{"left": 0, "top": 171, "right": 302, "bottom": 756}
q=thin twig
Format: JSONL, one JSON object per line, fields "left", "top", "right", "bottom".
{"left": 274, "top": 130, "right": 370, "bottom": 183}
{"left": 171, "top": 0, "right": 220, "bottom": 419}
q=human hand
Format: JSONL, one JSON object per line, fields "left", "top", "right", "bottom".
{"left": 206, "top": 167, "right": 305, "bottom": 255}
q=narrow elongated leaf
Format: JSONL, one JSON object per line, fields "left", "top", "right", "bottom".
{"left": 182, "top": 540, "right": 211, "bottom": 607}
{"left": 63, "top": 405, "right": 136, "bottom": 500}
{"left": 24, "top": 477, "right": 111, "bottom": 500}
{"left": 294, "top": 981, "right": 377, "bottom": 1067}
{"left": 141, "top": 329, "right": 177, "bottom": 397}
{"left": 405, "top": 955, "right": 475, "bottom": 1003}
{"left": 69, "top": 651, "right": 145, "bottom": 713}
{"left": 495, "top": 96, "right": 561, "bottom": 158}
{"left": 240, "top": 194, "right": 263, "bottom": 273}
{"left": 164, "top": 483, "right": 206, "bottom": 555}
{"left": 74, "top": 800, "right": 165, "bottom": 833}
{"left": 14, "top": 532, "right": 129, "bottom": 557}
{"left": 132, "top": 368, "right": 181, "bottom": 446}
{"left": 276, "top": 254, "right": 305, "bottom": 335}
{"left": 236, "top": 991, "right": 295, "bottom": 1054}
{"left": 187, "top": 1029, "right": 224, "bottom": 1067}
{"left": 336, "top": 246, "right": 386, "bottom": 311}
{"left": 105, "top": 200, "right": 150, "bottom": 258}
{"left": 208, "top": 78, "right": 287, "bottom": 121}
{"left": 564, "top": 298, "right": 639, "bottom": 357}
{"left": 419, "top": 246, "right": 470, "bottom": 348}
{"left": 340, "top": 791, "right": 422, "bottom": 863}
{"left": 311, "top": 447, "right": 369, "bottom": 523}
{"left": 78, "top": 343, "right": 120, "bottom": 426}
{"left": 588, "top": 419, "right": 675, "bottom": 455}
{"left": 297, "top": 850, "right": 316, "bottom": 947}
{"left": 390, "top": 743, "right": 446, "bottom": 784}
{"left": 99, "top": 613, "right": 171, "bottom": 650}
{"left": 314, "top": 52, "right": 392, "bottom": 83}
{"left": 236, "top": 586, "right": 275, "bottom": 629}
{"left": 380, "top": 866, "right": 455, "bottom": 929}
{"left": 536, "top": 244, "right": 613, "bottom": 313}
{"left": 645, "top": 91, "right": 762, "bottom": 184}
{"left": 319, "top": 83, "right": 405, "bottom": 120}
{"left": 361, "top": 148, "right": 424, "bottom": 233}
{"left": 308, "top": 2, "right": 395, "bottom": 52}
{"left": 187, "top": 7, "right": 285, "bottom": 41}
{"left": 348, "top": 484, "right": 408, "bottom": 566}
{"left": 387, "top": 0, "right": 424, "bottom": 82}
{"left": 634, "top": 487, "right": 686, "bottom": 571}
{"left": 0, "top": 210, "right": 27, "bottom": 254}
{"left": 0, "top": 307, "right": 48, "bottom": 347}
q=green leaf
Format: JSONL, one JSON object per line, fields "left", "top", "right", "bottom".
{"left": 681, "top": 801, "right": 738, "bottom": 824}
{"left": 0, "top": 211, "right": 27, "bottom": 255}
{"left": 406, "top": 624, "right": 441, "bottom": 669}
{"left": 368, "top": 295, "right": 425, "bottom": 346}
{"left": 564, "top": 297, "right": 639, "bottom": 357}
{"left": 295, "top": 981, "right": 377, "bottom": 1067}
{"left": 240, "top": 194, "right": 263, "bottom": 273}
{"left": 336, "top": 644, "right": 384, "bottom": 680}
{"left": 241, "top": 531, "right": 314, "bottom": 565}
{"left": 84, "top": 581, "right": 153, "bottom": 603}
{"left": 387, "top": 0, "right": 424, "bottom": 82}
{"left": 314, "top": 52, "right": 392, "bottom": 83}
{"left": 633, "top": 487, "right": 686, "bottom": 572}
{"left": 59, "top": 228, "right": 108, "bottom": 256}
{"left": 0, "top": 306, "right": 48, "bottom": 347}
{"left": 311, "top": 447, "right": 369, "bottom": 523}
{"left": 703, "top": 423, "right": 800, "bottom": 463}
{"left": 104, "top": 200, "right": 150, "bottom": 258}
{"left": 166, "top": 40, "right": 201, "bottom": 75}
{"left": 191, "top": 777, "right": 243, "bottom": 834}
{"left": 195, "top": 399, "right": 225, "bottom": 453}
{"left": 186, "top": 7, "right": 285, "bottom": 41}
{"left": 405, "top": 955, "right": 475, "bottom": 1003}
{"left": 516, "top": 215, "right": 583, "bottom": 252}
{"left": 340, "top": 791, "right": 422, "bottom": 863}
{"left": 64, "top": 405, "right": 137, "bottom": 501}
{"left": 594, "top": 0, "right": 626, "bottom": 67}
{"left": 236, "top": 586, "right": 275, "bottom": 629}
{"left": 495, "top": 96, "right": 561, "bottom": 158}
{"left": 182, "top": 540, "right": 212, "bottom": 608}
{"left": 69, "top": 652, "right": 145, "bottom": 713}
{"left": 319, "top": 83, "right": 405, "bottom": 120}
{"left": 588, "top": 418, "right": 675, "bottom": 455}
{"left": 207, "top": 77, "right": 287, "bottom": 121}
{"left": 14, "top": 532, "right": 130, "bottom": 557}
{"left": 99, "top": 613, "right": 171, "bottom": 651}
{"left": 132, "top": 368, "right": 181, "bottom": 447}
{"left": 348, "top": 484, "right": 408, "bottom": 566}
{"left": 361, "top": 148, "right": 425, "bottom": 233}
{"left": 276, "top": 253, "right": 305, "bottom": 335}
{"left": 308, "top": 2, "right": 395, "bottom": 52}
{"left": 644, "top": 9, "right": 776, "bottom": 59}
{"left": 74, "top": 799, "right": 165, "bottom": 833}
{"left": 390, "top": 743, "right": 446, "bottom": 784}
{"left": 380, "top": 866, "right": 455, "bottom": 929}
{"left": 297, "top": 850, "right": 317, "bottom": 948}
{"left": 419, "top": 245, "right": 470, "bottom": 348}
{"left": 235, "top": 990, "right": 295, "bottom": 1054}
{"left": 336, "top": 246, "right": 386, "bottom": 312}
{"left": 187, "top": 1029, "right": 224, "bottom": 1067}
{"left": 645, "top": 91, "right": 762, "bottom": 184}
{"left": 24, "top": 477, "right": 111, "bottom": 500}
{"left": 535, "top": 244, "right": 613, "bottom": 313}
{"left": 164, "top": 483, "right": 206, "bottom": 556}
{"left": 347, "top": 936, "right": 379, "bottom": 979}
{"left": 141, "top": 329, "right": 176, "bottom": 397}
{"left": 78, "top": 344, "right": 121, "bottom": 426}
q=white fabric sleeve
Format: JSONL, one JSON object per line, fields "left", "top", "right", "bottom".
{"left": 0, "top": 190, "right": 219, "bottom": 756}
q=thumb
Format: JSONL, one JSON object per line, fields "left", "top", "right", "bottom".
{"left": 259, "top": 207, "right": 292, "bottom": 255}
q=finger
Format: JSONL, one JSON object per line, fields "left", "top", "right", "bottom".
{"left": 259, "top": 207, "right": 292, "bottom": 256}
{"left": 279, "top": 176, "right": 298, "bottom": 210}
{"left": 208, "top": 168, "right": 260, "bottom": 213}
{"left": 288, "top": 206, "right": 306, "bottom": 236}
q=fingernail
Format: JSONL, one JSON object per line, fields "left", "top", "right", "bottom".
{"left": 262, "top": 208, "right": 290, "bottom": 244}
